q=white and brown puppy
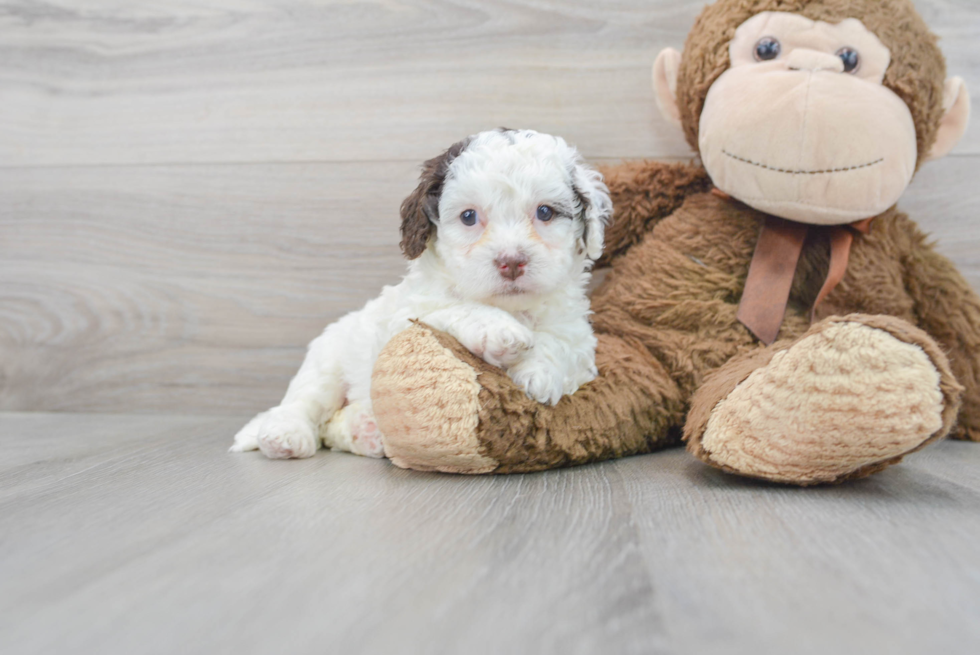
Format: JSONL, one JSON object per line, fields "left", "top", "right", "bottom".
{"left": 231, "top": 128, "right": 612, "bottom": 460}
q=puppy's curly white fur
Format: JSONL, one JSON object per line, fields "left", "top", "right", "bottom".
{"left": 232, "top": 129, "right": 612, "bottom": 459}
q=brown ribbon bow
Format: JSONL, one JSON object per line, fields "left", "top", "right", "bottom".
{"left": 735, "top": 212, "right": 873, "bottom": 346}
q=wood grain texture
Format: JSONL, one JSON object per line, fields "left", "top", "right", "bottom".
{"left": 2, "top": 155, "right": 978, "bottom": 413}
{"left": 0, "top": 160, "right": 413, "bottom": 412}
{"left": 2, "top": 0, "right": 979, "bottom": 413}
{"left": 1, "top": 412, "right": 978, "bottom": 655}
{"left": 0, "top": 0, "right": 977, "bottom": 167}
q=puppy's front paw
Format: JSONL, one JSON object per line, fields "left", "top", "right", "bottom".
{"left": 508, "top": 360, "right": 565, "bottom": 405}
{"left": 475, "top": 321, "right": 534, "bottom": 368}
{"left": 254, "top": 409, "right": 320, "bottom": 459}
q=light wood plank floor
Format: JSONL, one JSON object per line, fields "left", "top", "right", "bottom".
{"left": 1, "top": 412, "right": 979, "bottom": 655}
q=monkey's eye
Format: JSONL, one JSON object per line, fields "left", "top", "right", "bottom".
{"left": 754, "top": 37, "right": 781, "bottom": 61}
{"left": 536, "top": 205, "right": 554, "bottom": 222}
{"left": 460, "top": 209, "right": 478, "bottom": 226}
{"left": 836, "top": 47, "right": 860, "bottom": 73}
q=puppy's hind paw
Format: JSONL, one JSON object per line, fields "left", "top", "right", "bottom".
{"left": 255, "top": 410, "right": 320, "bottom": 459}
{"left": 350, "top": 410, "right": 386, "bottom": 458}
{"left": 323, "top": 403, "right": 386, "bottom": 458}
{"left": 230, "top": 412, "right": 266, "bottom": 453}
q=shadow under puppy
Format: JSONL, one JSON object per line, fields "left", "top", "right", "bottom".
{"left": 232, "top": 128, "right": 612, "bottom": 459}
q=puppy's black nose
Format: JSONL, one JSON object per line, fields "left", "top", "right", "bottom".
{"left": 495, "top": 253, "right": 528, "bottom": 281}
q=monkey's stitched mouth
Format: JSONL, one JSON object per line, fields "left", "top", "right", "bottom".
{"left": 723, "top": 150, "right": 884, "bottom": 175}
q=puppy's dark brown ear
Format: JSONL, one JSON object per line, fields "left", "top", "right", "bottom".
{"left": 570, "top": 162, "right": 612, "bottom": 261}
{"left": 399, "top": 137, "right": 471, "bottom": 259}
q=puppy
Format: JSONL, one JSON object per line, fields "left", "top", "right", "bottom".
{"left": 231, "top": 128, "right": 613, "bottom": 460}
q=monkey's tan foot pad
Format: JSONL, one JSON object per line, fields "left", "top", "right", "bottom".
{"left": 371, "top": 323, "right": 500, "bottom": 474}
{"left": 690, "top": 315, "right": 963, "bottom": 485}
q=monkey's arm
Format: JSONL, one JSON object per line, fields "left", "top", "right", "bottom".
{"left": 595, "top": 161, "right": 711, "bottom": 267}
{"left": 902, "top": 222, "right": 980, "bottom": 441}
{"left": 372, "top": 324, "right": 686, "bottom": 473}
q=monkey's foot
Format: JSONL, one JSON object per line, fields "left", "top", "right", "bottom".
{"left": 687, "top": 315, "right": 963, "bottom": 485}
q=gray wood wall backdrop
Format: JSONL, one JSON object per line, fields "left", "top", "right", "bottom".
{"left": 1, "top": 0, "right": 978, "bottom": 415}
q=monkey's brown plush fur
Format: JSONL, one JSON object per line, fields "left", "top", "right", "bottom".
{"left": 370, "top": 0, "right": 980, "bottom": 484}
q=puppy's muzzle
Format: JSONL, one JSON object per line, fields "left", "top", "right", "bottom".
{"left": 494, "top": 253, "right": 528, "bottom": 281}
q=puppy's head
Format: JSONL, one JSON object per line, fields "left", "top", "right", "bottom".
{"left": 400, "top": 129, "right": 612, "bottom": 301}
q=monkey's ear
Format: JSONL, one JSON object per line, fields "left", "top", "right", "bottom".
{"left": 399, "top": 138, "right": 470, "bottom": 259}
{"left": 926, "top": 77, "right": 971, "bottom": 163}
{"left": 572, "top": 164, "right": 613, "bottom": 261}
{"left": 653, "top": 48, "right": 683, "bottom": 128}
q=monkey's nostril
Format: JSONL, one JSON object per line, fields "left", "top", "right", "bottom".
{"left": 494, "top": 254, "right": 528, "bottom": 281}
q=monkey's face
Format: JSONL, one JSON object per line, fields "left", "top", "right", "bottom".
{"left": 698, "top": 12, "right": 916, "bottom": 225}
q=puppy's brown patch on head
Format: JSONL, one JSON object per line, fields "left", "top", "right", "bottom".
{"left": 399, "top": 137, "right": 472, "bottom": 259}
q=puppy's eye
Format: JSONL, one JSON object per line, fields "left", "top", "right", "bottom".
{"left": 460, "top": 209, "right": 477, "bottom": 226}
{"left": 754, "top": 37, "right": 781, "bottom": 61}
{"left": 536, "top": 205, "right": 554, "bottom": 222}
{"left": 836, "top": 47, "right": 860, "bottom": 73}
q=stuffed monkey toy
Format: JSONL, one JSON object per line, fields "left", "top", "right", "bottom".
{"left": 370, "top": 0, "right": 979, "bottom": 485}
